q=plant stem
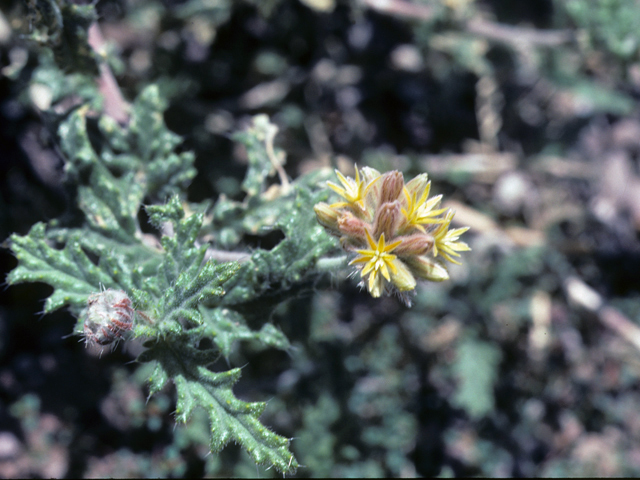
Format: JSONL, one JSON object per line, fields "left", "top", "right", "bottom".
{"left": 87, "top": 22, "right": 130, "bottom": 124}
{"left": 316, "top": 255, "right": 347, "bottom": 271}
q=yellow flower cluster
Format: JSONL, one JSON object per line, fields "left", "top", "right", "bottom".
{"left": 314, "top": 166, "right": 470, "bottom": 302}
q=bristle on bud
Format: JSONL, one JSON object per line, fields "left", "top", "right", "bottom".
{"left": 83, "top": 289, "right": 134, "bottom": 347}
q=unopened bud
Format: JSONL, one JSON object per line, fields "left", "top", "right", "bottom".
{"left": 390, "top": 259, "right": 417, "bottom": 291}
{"left": 314, "top": 202, "right": 340, "bottom": 233}
{"left": 360, "top": 166, "right": 381, "bottom": 184}
{"left": 373, "top": 201, "right": 402, "bottom": 240}
{"left": 379, "top": 171, "right": 405, "bottom": 204}
{"left": 84, "top": 289, "right": 134, "bottom": 346}
{"left": 337, "top": 211, "right": 368, "bottom": 243}
{"left": 404, "top": 173, "right": 430, "bottom": 198}
{"left": 394, "top": 233, "right": 434, "bottom": 256}
{"left": 406, "top": 255, "right": 450, "bottom": 282}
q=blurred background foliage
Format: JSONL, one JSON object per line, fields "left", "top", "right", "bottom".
{"left": 1, "top": 0, "right": 640, "bottom": 477}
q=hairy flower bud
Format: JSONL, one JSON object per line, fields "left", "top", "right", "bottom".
{"left": 337, "top": 211, "right": 368, "bottom": 243}
{"left": 372, "top": 201, "right": 402, "bottom": 240}
{"left": 394, "top": 233, "right": 434, "bottom": 256}
{"left": 404, "top": 173, "right": 429, "bottom": 199}
{"left": 389, "top": 258, "right": 417, "bottom": 292}
{"left": 405, "top": 255, "right": 450, "bottom": 282}
{"left": 378, "top": 171, "right": 404, "bottom": 204}
{"left": 314, "top": 202, "right": 340, "bottom": 233}
{"left": 360, "top": 166, "right": 381, "bottom": 184}
{"left": 84, "top": 289, "right": 134, "bottom": 346}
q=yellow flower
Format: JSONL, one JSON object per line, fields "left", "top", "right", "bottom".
{"left": 432, "top": 210, "right": 471, "bottom": 265}
{"left": 401, "top": 175, "right": 447, "bottom": 232}
{"left": 327, "top": 167, "right": 367, "bottom": 209}
{"left": 349, "top": 229, "right": 416, "bottom": 297}
{"left": 315, "top": 164, "right": 471, "bottom": 303}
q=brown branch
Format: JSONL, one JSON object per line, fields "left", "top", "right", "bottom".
{"left": 466, "top": 19, "right": 573, "bottom": 47}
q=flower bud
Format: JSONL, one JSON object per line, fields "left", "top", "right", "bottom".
{"left": 84, "top": 289, "right": 134, "bottom": 346}
{"left": 389, "top": 259, "right": 417, "bottom": 291}
{"left": 394, "top": 233, "right": 434, "bottom": 256}
{"left": 314, "top": 202, "right": 340, "bottom": 233}
{"left": 379, "top": 171, "right": 405, "bottom": 204}
{"left": 360, "top": 166, "right": 381, "bottom": 184}
{"left": 404, "top": 173, "right": 430, "bottom": 199}
{"left": 406, "top": 255, "right": 450, "bottom": 282}
{"left": 372, "top": 201, "right": 402, "bottom": 240}
{"left": 337, "top": 211, "right": 368, "bottom": 243}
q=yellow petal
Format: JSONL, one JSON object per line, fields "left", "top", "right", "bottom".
{"left": 383, "top": 239, "right": 402, "bottom": 252}
{"left": 384, "top": 254, "right": 398, "bottom": 274}
{"left": 349, "top": 255, "right": 371, "bottom": 265}
{"left": 364, "top": 229, "right": 376, "bottom": 250}
{"left": 327, "top": 181, "right": 346, "bottom": 196}
{"left": 368, "top": 271, "right": 384, "bottom": 297}
{"left": 379, "top": 262, "right": 391, "bottom": 281}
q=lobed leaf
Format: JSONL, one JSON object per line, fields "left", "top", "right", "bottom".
{"left": 129, "top": 85, "right": 197, "bottom": 197}
{"left": 141, "top": 340, "right": 298, "bottom": 474}
{"left": 232, "top": 114, "right": 284, "bottom": 198}
{"left": 199, "top": 307, "right": 290, "bottom": 358}
{"left": 7, "top": 89, "right": 304, "bottom": 473}
{"left": 221, "top": 185, "right": 337, "bottom": 305}
{"left": 7, "top": 223, "right": 125, "bottom": 313}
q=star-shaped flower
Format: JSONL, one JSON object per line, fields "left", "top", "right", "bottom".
{"left": 315, "top": 165, "right": 471, "bottom": 304}
{"left": 401, "top": 177, "right": 447, "bottom": 233}
{"left": 349, "top": 229, "right": 415, "bottom": 297}
{"left": 432, "top": 210, "right": 471, "bottom": 265}
{"left": 327, "top": 167, "right": 368, "bottom": 209}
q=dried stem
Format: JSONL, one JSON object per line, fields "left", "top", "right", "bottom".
{"left": 87, "top": 22, "right": 130, "bottom": 124}
{"left": 361, "top": 0, "right": 572, "bottom": 47}
{"left": 565, "top": 276, "right": 640, "bottom": 353}
{"left": 264, "top": 126, "right": 290, "bottom": 190}
{"left": 204, "top": 248, "right": 251, "bottom": 263}
{"left": 360, "top": 0, "right": 435, "bottom": 21}
{"left": 316, "top": 255, "right": 348, "bottom": 271}
{"left": 466, "top": 19, "right": 572, "bottom": 47}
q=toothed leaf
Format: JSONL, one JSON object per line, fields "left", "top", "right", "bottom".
{"left": 141, "top": 340, "right": 298, "bottom": 474}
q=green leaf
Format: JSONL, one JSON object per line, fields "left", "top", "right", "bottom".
{"left": 7, "top": 101, "right": 309, "bottom": 474}
{"left": 129, "top": 85, "right": 197, "bottom": 198}
{"left": 140, "top": 340, "right": 298, "bottom": 474}
{"left": 7, "top": 223, "right": 124, "bottom": 313}
{"left": 200, "top": 307, "right": 290, "bottom": 357}
{"left": 58, "top": 108, "right": 145, "bottom": 241}
{"left": 221, "top": 184, "right": 336, "bottom": 306}
{"left": 126, "top": 197, "right": 242, "bottom": 333}
{"left": 451, "top": 336, "right": 502, "bottom": 419}
{"left": 60, "top": 85, "right": 196, "bottom": 199}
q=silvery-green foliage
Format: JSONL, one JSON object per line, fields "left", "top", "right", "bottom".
{"left": 6, "top": 63, "right": 345, "bottom": 470}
